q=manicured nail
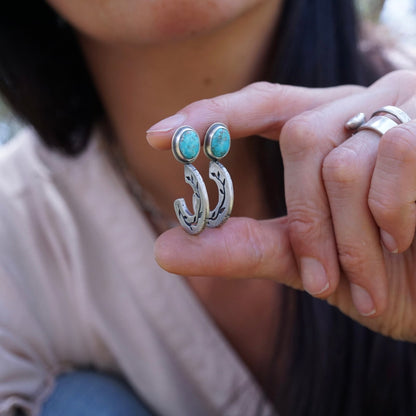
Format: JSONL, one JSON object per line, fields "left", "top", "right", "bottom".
{"left": 350, "top": 283, "right": 376, "bottom": 316}
{"left": 380, "top": 230, "right": 398, "bottom": 253}
{"left": 300, "top": 257, "right": 329, "bottom": 295}
{"left": 146, "top": 113, "right": 186, "bottom": 134}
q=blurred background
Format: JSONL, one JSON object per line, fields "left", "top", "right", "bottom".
{"left": 0, "top": 0, "right": 415, "bottom": 145}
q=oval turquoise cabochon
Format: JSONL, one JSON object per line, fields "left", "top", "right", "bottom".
{"left": 210, "top": 127, "right": 230, "bottom": 159}
{"left": 179, "top": 129, "right": 200, "bottom": 161}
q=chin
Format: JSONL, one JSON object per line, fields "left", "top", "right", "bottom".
{"left": 47, "top": 0, "right": 269, "bottom": 45}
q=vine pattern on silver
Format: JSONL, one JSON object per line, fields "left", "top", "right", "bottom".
{"left": 171, "top": 123, "right": 233, "bottom": 234}
{"left": 206, "top": 161, "right": 234, "bottom": 228}
{"left": 204, "top": 122, "right": 234, "bottom": 228}
{"left": 174, "top": 164, "right": 209, "bottom": 235}
{"left": 172, "top": 126, "right": 210, "bottom": 234}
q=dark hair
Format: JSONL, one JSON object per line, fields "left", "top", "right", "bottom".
{"left": 261, "top": 1, "right": 416, "bottom": 415}
{"left": 1, "top": 1, "right": 415, "bottom": 416}
{"left": 0, "top": 1, "right": 102, "bottom": 155}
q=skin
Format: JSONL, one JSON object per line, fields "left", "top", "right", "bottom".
{"left": 46, "top": 0, "right": 285, "bottom": 382}
{"left": 46, "top": 0, "right": 280, "bottom": 45}
{"left": 47, "top": 0, "right": 416, "bottom": 379}
{"left": 150, "top": 72, "right": 416, "bottom": 342}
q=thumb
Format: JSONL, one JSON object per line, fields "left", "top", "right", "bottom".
{"left": 154, "top": 216, "right": 301, "bottom": 288}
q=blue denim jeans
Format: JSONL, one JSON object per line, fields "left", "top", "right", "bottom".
{"left": 40, "top": 370, "right": 155, "bottom": 416}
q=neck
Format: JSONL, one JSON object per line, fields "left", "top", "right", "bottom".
{"left": 80, "top": 1, "right": 280, "bottom": 228}
{"left": 78, "top": 1, "right": 283, "bottom": 381}
{"left": 79, "top": 0, "right": 281, "bottom": 223}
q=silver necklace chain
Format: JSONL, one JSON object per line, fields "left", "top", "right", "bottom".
{"left": 101, "top": 136, "right": 176, "bottom": 234}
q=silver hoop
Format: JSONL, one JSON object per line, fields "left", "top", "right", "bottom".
{"left": 357, "top": 115, "right": 398, "bottom": 136}
{"left": 171, "top": 123, "right": 234, "bottom": 234}
{"left": 203, "top": 123, "right": 234, "bottom": 228}
{"left": 371, "top": 106, "right": 411, "bottom": 124}
{"left": 172, "top": 126, "right": 209, "bottom": 235}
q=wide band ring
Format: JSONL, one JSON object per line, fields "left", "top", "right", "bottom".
{"left": 371, "top": 105, "right": 411, "bottom": 124}
{"left": 357, "top": 115, "right": 398, "bottom": 136}
{"left": 345, "top": 106, "right": 411, "bottom": 136}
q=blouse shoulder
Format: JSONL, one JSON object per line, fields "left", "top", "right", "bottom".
{"left": 0, "top": 127, "right": 49, "bottom": 197}
{"left": 0, "top": 127, "right": 101, "bottom": 261}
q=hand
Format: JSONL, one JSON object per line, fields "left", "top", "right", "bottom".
{"left": 146, "top": 70, "right": 416, "bottom": 342}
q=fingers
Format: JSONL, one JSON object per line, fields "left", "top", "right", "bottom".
{"left": 369, "top": 119, "right": 416, "bottom": 253}
{"left": 320, "top": 100, "right": 416, "bottom": 316}
{"left": 279, "top": 87, "right": 397, "bottom": 302}
{"left": 146, "top": 82, "right": 363, "bottom": 149}
{"left": 280, "top": 111, "right": 341, "bottom": 297}
{"left": 150, "top": 72, "right": 416, "bottom": 323}
{"left": 154, "top": 217, "right": 300, "bottom": 288}
{"left": 323, "top": 130, "right": 388, "bottom": 316}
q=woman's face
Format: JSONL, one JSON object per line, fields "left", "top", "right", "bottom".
{"left": 46, "top": 0, "right": 281, "bottom": 45}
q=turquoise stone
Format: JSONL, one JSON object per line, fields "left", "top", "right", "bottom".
{"left": 179, "top": 130, "right": 200, "bottom": 161}
{"left": 211, "top": 127, "right": 230, "bottom": 159}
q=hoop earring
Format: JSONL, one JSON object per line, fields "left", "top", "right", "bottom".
{"left": 204, "top": 123, "right": 234, "bottom": 228}
{"left": 172, "top": 126, "right": 209, "bottom": 235}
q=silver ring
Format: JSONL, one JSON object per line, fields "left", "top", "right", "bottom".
{"left": 357, "top": 115, "right": 398, "bottom": 136}
{"left": 345, "top": 106, "right": 411, "bottom": 133}
{"left": 345, "top": 112, "right": 366, "bottom": 131}
{"left": 372, "top": 105, "right": 411, "bottom": 124}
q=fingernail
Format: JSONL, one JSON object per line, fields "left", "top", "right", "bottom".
{"left": 300, "top": 257, "right": 329, "bottom": 295}
{"left": 380, "top": 230, "right": 398, "bottom": 253}
{"left": 350, "top": 283, "right": 376, "bottom": 316}
{"left": 146, "top": 113, "right": 187, "bottom": 134}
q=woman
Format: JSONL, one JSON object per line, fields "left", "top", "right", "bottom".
{"left": 0, "top": 0, "right": 415, "bottom": 415}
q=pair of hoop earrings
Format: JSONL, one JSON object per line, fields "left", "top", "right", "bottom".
{"left": 172, "top": 122, "right": 234, "bottom": 235}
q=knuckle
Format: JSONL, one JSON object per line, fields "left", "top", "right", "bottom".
{"left": 245, "top": 81, "right": 278, "bottom": 95}
{"left": 394, "top": 69, "right": 416, "bottom": 81}
{"left": 368, "top": 192, "right": 399, "bottom": 224}
{"left": 322, "top": 147, "right": 361, "bottom": 187}
{"left": 204, "top": 96, "right": 230, "bottom": 115}
{"left": 187, "top": 82, "right": 282, "bottom": 122}
{"left": 227, "top": 218, "right": 266, "bottom": 275}
{"left": 372, "top": 70, "right": 416, "bottom": 106}
{"left": 243, "top": 82, "right": 286, "bottom": 117}
{"left": 378, "top": 69, "right": 416, "bottom": 92}
{"left": 280, "top": 112, "right": 323, "bottom": 158}
{"left": 336, "top": 243, "right": 367, "bottom": 277}
{"left": 287, "top": 206, "right": 324, "bottom": 244}
{"left": 182, "top": 97, "right": 223, "bottom": 117}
